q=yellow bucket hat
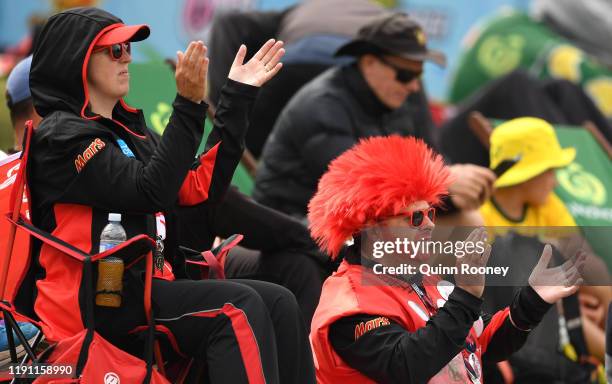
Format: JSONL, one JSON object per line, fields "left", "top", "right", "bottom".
{"left": 490, "top": 117, "right": 576, "bottom": 188}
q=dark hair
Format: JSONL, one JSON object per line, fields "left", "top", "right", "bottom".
{"left": 6, "top": 90, "right": 34, "bottom": 127}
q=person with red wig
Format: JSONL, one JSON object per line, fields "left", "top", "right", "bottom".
{"left": 308, "top": 135, "right": 586, "bottom": 383}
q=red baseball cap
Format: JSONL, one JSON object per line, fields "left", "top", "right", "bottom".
{"left": 96, "top": 24, "right": 150, "bottom": 46}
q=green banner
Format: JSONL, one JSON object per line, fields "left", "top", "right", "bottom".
{"left": 125, "top": 61, "right": 254, "bottom": 195}
{"left": 553, "top": 126, "right": 612, "bottom": 268}
{"left": 449, "top": 11, "right": 612, "bottom": 119}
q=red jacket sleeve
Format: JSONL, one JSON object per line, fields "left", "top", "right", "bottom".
{"left": 478, "top": 307, "right": 510, "bottom": 353}
{"left": 177, "top": 79, "right": 259, "bottom": 207}
{"left": 177, "top": 142, "right": 220, "bottom": 206}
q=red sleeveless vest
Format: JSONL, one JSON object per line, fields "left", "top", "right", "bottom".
{"left": 310, "top": 261, "right": 494, "bottom": 383}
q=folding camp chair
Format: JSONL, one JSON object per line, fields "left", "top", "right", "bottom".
{"left": 0, "top": 121, "right": 241, "bottom": 383}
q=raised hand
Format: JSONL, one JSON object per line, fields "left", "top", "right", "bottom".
{"left": 228, "top": 39, "right": 285, "bottom": 87}
{"left": 455, "top": 227, "right": 492, "bottom": 298}
{"left": 448, "top": 164, "right": 496, "bottom": 210}
{"left": 529, "top": 244, "right": 586, "bottom": 303}
{"left": 176, "top": 41, "right": 209, "bottom": 103}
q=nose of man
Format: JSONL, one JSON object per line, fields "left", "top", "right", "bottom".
{"left": 405, "top": 78, "right": 421, "bottom": 93}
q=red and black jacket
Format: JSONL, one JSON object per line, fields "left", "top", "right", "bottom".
{"left": 21, "top": 7, "right": 258, "bottom": 340}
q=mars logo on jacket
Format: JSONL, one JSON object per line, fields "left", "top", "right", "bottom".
{"left": 75, "top": 138, "right": 106, "bottom": 172}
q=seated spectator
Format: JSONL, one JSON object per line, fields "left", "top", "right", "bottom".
{"left": 440, "top": 70, "right": 612, "bottom": 168}
{"left": 207, "top": 0, "right": 388, "bottom": 157}
{"left": 308, "top": 135, "right": 584, "bottom": 383}
{"left": 177, "top": 186, "right": 331, "bottom": 329}
{"left": 253, "top": 13, "right": 495, "bottom": 223}
{"left": 481, "top": 117, "right": 609, "bottom": 382}
{"left": 480, "top": 117, "right": 576, "bottom": 228}
{"left": 5, "top": 55, "right": 42, "bottom": 153}
{"left": 0, "top": 320, "right": 38, "bottom": 367}
{"left": 1, "top": 54, "right": 42, "bottom": 361}
{"left": 26, "top": 7, "right": 314, "bottom": 383}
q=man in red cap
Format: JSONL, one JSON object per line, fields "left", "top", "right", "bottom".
{"left": 308, "top": 135, "right": 585, "bottom": 383}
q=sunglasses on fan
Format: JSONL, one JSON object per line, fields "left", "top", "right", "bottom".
{"left": 401, "top": 207, "right": 436, "bottom": 227}
{"left": 377, "top": 56, "right": 423, "bottom": 84}
{"left": 93, "top": 42, "right": 131, "bottom": 61}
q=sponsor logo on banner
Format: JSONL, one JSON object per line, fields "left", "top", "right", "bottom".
{"left": 557, "top": 163, "right": 606, "bottom": 206}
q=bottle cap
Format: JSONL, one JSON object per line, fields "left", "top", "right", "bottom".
{"left": 108, "top": 213, "right": 122, "bottom": 222}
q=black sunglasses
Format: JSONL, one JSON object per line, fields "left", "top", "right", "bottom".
{"left": 377, "top": 56, "right": 422, "bottom": 84}
{"left": 94, "top": 42, "right": 131, "bottom": 61}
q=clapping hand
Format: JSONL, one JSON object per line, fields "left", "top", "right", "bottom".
{"left": 455, "top": 228, "right": 492, "bottom": 298}
{"left": 175, "top": 41, "right": 209, "bottom": 104}
{"left": 228, "top": 39, "right": 285, "bottom": 87}
{"left": 529, "top": 244, "right": 586, "bottom": 303}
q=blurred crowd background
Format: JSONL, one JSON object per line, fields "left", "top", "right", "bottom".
{"left": 1, "top": 0, "right": 539, "bottom": 149}
{"left": 2, "top": 0, "right": 612, "bottom": 382}
{"left": 2, "top": 0, "right": 611, "bottom": 279}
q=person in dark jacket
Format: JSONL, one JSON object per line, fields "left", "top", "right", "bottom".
{"left": 253, "top": 13, "right": 496, "bottom": 220}
{"left": 26, "top": 7, "right": 314, "bottom": 383}
{"left": 177, "top": 186, "right": 330, "bottom": 329}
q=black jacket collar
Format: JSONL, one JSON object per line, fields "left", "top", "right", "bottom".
{"left": 342, "top": 63, "right": 392, "bottom": 117}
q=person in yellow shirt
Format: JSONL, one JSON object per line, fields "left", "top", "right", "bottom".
{"left": 480, "top": 117, "right": 609, "bottom": 372}
{"left": 480, "top": 117, "right": 576, "bottom": 228}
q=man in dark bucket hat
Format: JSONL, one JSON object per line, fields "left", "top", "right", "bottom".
{"left": 254, "top": 12, "right": 496, "bottom": 226}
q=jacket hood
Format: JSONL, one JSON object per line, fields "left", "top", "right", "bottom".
{"left": 30, "top": 7, "right": 136, "bottom": 118}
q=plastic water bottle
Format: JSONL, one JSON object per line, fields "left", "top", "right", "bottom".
{"left": 95, "top": 213, "right": 126, "bottom": 308}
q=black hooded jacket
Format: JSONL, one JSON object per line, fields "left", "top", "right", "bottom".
{"left": 23, "top": 8, "right": 258, "bottom": 329}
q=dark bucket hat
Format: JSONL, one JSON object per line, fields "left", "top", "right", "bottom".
{"left": 336, "top": 12, "right": 446, "bottom": 67}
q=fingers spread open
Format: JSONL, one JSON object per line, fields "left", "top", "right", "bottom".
{"left": 261, "top": 40, "right": 284, "bottom": 65}
{"left": 480, "top": 243, "right": 492, "bottom": 265}
{"left": 262, "top": 62, "right": 283, "bottom": 83}
{"left": 265, "top": 47, "right": 285, "bottom": 70}
{"left": 176, "top": 51, "right": 184, "bottom": 67}
{"left": 563, "top": 284, "right": 580, "bottom": 297}
{"left": 535, "top": 244, "right": 553, "bottom": 272}
{"left": 465, "top": 227, "right": 480, "bottom": 244}
{"left": 198, "top": 56, "right": 209, "bottom": 87}
{"left": 232, "top": 44, "right": 247, "bottom": 68}
{"left": 184, "top": 41, "right": 197, "bottom": 66}
{"left": 253, "top": 39, "right": 275, "bottom": 61}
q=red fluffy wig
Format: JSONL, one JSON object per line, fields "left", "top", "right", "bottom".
{"left": 308, "top": 136, "right": 453, "bottom": 258}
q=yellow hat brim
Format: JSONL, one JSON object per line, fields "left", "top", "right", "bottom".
{"left": 494, "top": 147, "right": 576, "bottom": 188}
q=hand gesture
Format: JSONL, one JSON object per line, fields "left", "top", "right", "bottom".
{"left": 529, "top": 244, "right": 586, "bottom": 304}
{"left": 455, "top": 228, "right": 492, "bottom": 298}
{"left": 175, "top": 41, "right": 209, "bottom": 103}
{"left": 228, "top": 39, "right": 285, "bottom": 87}
{"left": 448, "top": 164, "right": 496, "bottom": 210}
